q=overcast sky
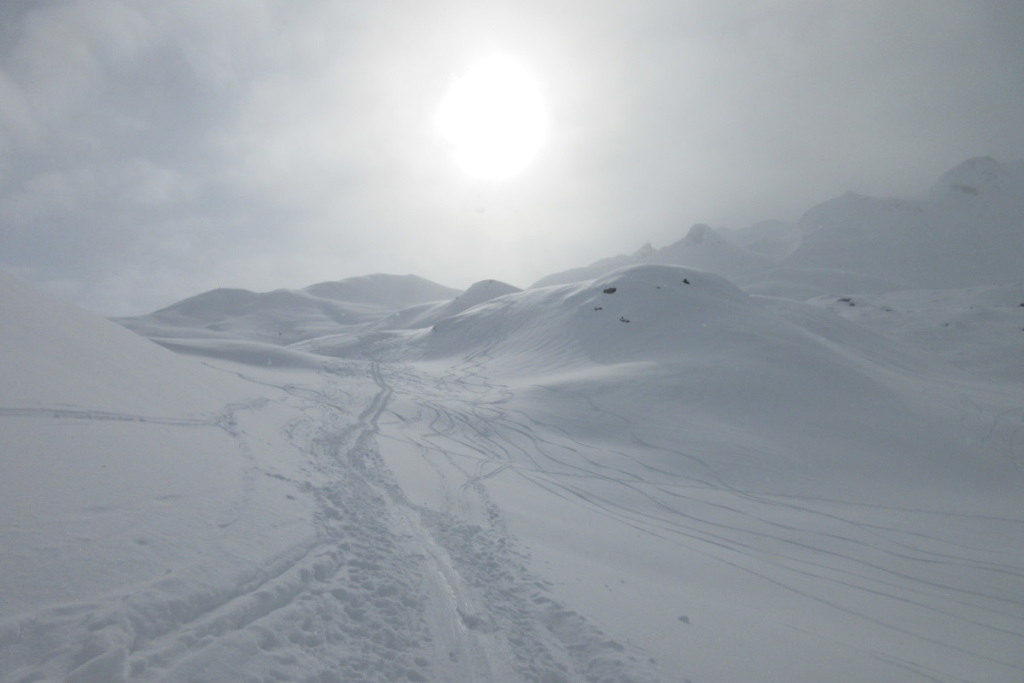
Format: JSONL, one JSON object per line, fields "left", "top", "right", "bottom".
{"left": 2, "top": 0, "right": 1023, "bottom": 314}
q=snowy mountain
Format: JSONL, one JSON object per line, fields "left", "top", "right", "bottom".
{"left": 116, "top": 274, "right": 461, "bottom": 344}
{"left": 373, "top": 279, "right": 522, "bottom": 332}
{"left": 534, "top": 223, "right": 772, "bottom": 288}
{"left": 749, "top": 157, "right": 1024, "bottom": 295}
{"left": 542, "top": 157, "right": 1024, "bottom": 299}
{"left": 725, "top": 219, "right": 799, "bottom": 259}
{"left": 3, "top": 157, "right": 1024, "bottom": 682}
{"left": 302, "top": 273, "right": 461, "bottom": 308}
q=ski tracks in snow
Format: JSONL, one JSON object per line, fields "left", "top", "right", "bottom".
{"left": 0, "top": 361, "right": 431, "bottom": 683}
{"left": 379, "top": 354, "right": 1024, "bottom": 683}
{"left": 13, "top": 345, "right": 1018, "bottom": 681}
{"left": 379, "top": 354, "right": 665, "bottom": 682}
{"left": 0, "top": 358, "right": 660, "bottom": 682}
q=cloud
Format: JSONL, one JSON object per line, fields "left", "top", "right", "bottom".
{"left": 568, "top": 1, "right": 1024, "bottom": 241}
{"left": 1, "top": 0, "right": 1023, "bottom": 314}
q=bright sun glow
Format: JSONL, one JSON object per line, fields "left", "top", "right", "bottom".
{"left": 436, "top": 54, "right": 548, "bottom": 181}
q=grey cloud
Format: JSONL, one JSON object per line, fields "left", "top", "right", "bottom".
{"left": 583, "top": 2, "right": 1024, "bottom": 240}
{"left": 1, "top": 0, "right": 1023, "bottom": 314}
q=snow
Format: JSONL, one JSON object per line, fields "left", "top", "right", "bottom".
{"left": 115, "top": 274, "right": 463, "bottom": 345}
{"left": 541, "top": 156, "right": 1024, "bottom": 297}
{"left": 302, "top": 274, "right": 462, "bottom": 308}
{"left": 725, "top": 219, "right": 799, "bottom": 259}
{"left": 804, "top": 285, "right": 1024, "bottom": 385}
{"left": 3, "top": 157, "right": 1024, "bottom": 682}
{"left": 776, "top": 157, "right": 1024, "bottom": 291}
{"left": 373, "top": 279, "right": 523, "bottom": 332}
{"left": 534, "top": 224, "right": 771, "bottom": 288}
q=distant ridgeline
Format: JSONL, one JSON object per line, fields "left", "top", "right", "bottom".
{"left": 116, "top": 156, "right": 1024, "bottom": 349}
{"left": 535, "top": 156, "right": 1024, "bottom": 296}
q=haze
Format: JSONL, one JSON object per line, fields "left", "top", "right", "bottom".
{"left": 1, "top": 0, "right": 1023, "bottom": 314}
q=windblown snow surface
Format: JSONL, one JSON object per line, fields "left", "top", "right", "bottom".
{"left": 3, "top": 158, "right": 1024, "bottom": 682}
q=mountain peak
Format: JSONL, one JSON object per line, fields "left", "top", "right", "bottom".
{"left": 682, "top": 223, "right": 726, "bottom": 246}
{"left": 632, "top": 242, "right": 656, "bottom": 258}
{"left": 302, "top": 273, "right": 460, "bottom": 307}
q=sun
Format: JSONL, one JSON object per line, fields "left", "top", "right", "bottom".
{"left": 435, "top": 54, "right": 548, "bottom": 181}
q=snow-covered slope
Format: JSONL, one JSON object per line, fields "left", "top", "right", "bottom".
{"left": 407, "top": 265, "right": 1017, "bottom": 497}
{"left": 806, "top": 284, "right": 1024, "bottom": 385}
{"left": 373, "top": 279, "right": 522, "bottom": 331}
{"left": 534, "top": 224, "right": 772, "bottom": 288}
{"left": 0, "top": 271, "right": 663, "bottom": 683}
{"left": 276, "top": 263, "right": 1024, "bottom": 680}
{"left": 531, "top": 243, "right": 656, "bottom": 288}
{"left": 302, "top": 273, "right": 461, "bottom": 308}
{"left": 725, "top": 218, "right": 800, "bottom": 258}
{"left": 541, "top": 157, "right": 1024, "bottom": 300}
{"left": 0, "top": 271, "right": 323, "bottom": 678}
{"left": 116, "top": 274, "right": 460, "bottom": 344}
{"left": 1, "top": 271, "right": 238, "bottom": 413}
{"left": 749, "top": 157, "right": 1024, "bottom": 295}
{"left": 369, "top": 265, "right": 1024, "bottom": 682}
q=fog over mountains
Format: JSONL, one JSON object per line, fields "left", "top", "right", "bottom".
{"left": 2, "top": 158, "right": 1023, "bottom": 682}
{"left": 539, "top": 156, "right": 1024, "bottom": 294}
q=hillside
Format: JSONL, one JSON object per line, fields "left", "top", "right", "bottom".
{"left": 116, "top": 274, "right": 461, "bottom": 344}
{"left": 0, "top": 272, "right": 662, "bottom": 683}
{"left": 535, "top": 224, "right": 772, "bottom": 288}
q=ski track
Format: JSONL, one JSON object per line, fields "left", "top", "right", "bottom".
{"left": 378, "top": 349, "right": 1024, "bottom": 683}
{"left": 1, "top": 358, "right": 662, "bottom": 683}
